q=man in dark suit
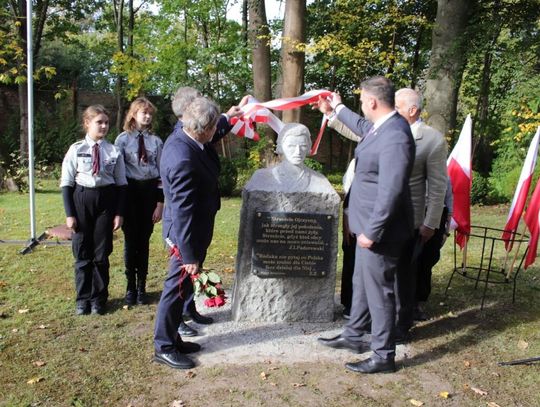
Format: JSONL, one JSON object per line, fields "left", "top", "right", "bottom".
{"left": 316, "top": 76, "right": 415, "bottom": 374}
{"left": 153, "top": 96, "right": 224, "bottom": 369}
{"left": 164, "top": 86, "right": 244, "bottom": 337}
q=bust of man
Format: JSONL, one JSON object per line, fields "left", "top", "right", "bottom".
{"left": 245, "top": 123, "right": 334, "bottom": 193}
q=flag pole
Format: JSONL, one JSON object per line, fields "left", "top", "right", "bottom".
{"left": 507, "top": 222, "right": 528, "bottom": 279}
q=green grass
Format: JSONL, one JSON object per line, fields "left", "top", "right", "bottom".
{"left": 1, "top": 180, "right": 540, "bottom": 406}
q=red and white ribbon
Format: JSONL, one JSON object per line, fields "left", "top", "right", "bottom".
{"left": 230, "top": 90, "right": 332, "bottom": 152}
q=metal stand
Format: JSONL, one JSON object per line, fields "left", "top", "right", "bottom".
{"left": 444, "top": 225, "right": 528, "bottom": 309}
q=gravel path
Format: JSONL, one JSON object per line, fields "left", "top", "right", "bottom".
{"left": 187, "top": 297, "right": 412, "bottom": 367}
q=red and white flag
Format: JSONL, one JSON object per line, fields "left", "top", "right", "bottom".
{"left": 447, "top": 114, "right": 473, "bottom": 248}
{"left": 524, "top": 176, "right": 540, "bottom": 269}
{"left": 502, "top": 126, "right": 540, "bottom": 250}
{"left": 230, "top": 90, "right": 332, "bottom": 144}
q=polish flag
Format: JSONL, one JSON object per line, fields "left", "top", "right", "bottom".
{"left": 524, "top": 176, "right": 540, "bottom": 269}
{"left": 502, "top": 126, "right": 540, "bottom": 251}
{"left": 447, "top": 114, "right": 473, "bottom": 248}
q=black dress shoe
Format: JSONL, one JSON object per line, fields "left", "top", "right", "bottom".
{"left": 413, "top": 306, "right": 428, "bottom": 321}
{"left": 345, "top": 357, "right": 396, "bottom": 374}
{"left": 317, "top": 335, "right": 370, "bottom": 353}
{"left": 395, "top": 329, "right": 411, "bottom": 344}
{"left": 178, "top": 321, "right": 198, "bottom": 337}
{"left": 154, "top": 351, "right": 195, "bottom": 369}
{"left": 75, "top": 304, "right": 90, "bottom": 316}
{"left": 91, "top": 305, "right": 105, "bottom": 315}
{"left": 176, "top": 340, "right": 202, "bottom": 354}
{"left": 136, "top": 289, "right": 148, "bottom": 305}
{"left": 186, "top": 310, "right": 214, "bottom": 325}
{"left": 125, "top": 289, "right": 137, "bottom": 306}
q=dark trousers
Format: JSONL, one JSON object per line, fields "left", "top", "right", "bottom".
{"left": 395, "top": 232, "right": 420, "bottom": 332}
{"left": 340, "top": 237, "right": 356, "bottom": 312}
{"left": 72, "top": 185, "right": 115, "bottom": 307}
{"left": 154, "top": 255, "right": 194, "bottom": 352}
{"left": 344, "top": 242, "right": 403, "bottom": 361}
{"left": 416, "top": 208, "right": 449, "bottom": 302}
{"left": 122, "top": 178, "right": 158, "bottom": 282}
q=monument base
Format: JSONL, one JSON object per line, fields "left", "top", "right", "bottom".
{"left": 231, "top": 189, "right": 340, "bottom": 322}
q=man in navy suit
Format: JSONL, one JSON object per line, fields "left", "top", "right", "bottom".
{"left": 153, "top": 97, "right": 225, "bottom": 369}
{"left": 163, "top": 86, "right": 244, "bottom": 338}
{"left": 316, "top": 76, "right": 415, "bottom": 373}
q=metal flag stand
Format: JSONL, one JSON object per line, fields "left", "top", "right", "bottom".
{"left": 444, "top": 225, "right": 529, "bottom": 309}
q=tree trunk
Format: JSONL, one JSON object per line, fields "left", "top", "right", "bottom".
{"left": 410, "top": 26, "right": 423, "bottom": 89}
{"left": 248, "top": 0, "right": 272, "bottom": 102}
{"left": 114, "top": 0, "right": 125, "bottom": 132}
{"left": 280, "top": 0, "right": 306, "bottom": 124}
{"left": 473, "top": 26, "right": 500, "bottom": 174}
{"left": 424, "top": 0, "right": 471, "bottom": 137}
{"left": 18, "top": 83, "right": 29, "bottom": 159}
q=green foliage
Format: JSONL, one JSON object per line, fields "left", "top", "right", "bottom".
{"left": 0, "top": 152, "right": 52, "bottom": 192}
{"left": 304, "top": 157, "right": 324, "bottom": 172}
{"left": 471, "top": 171, "right": 490, "bottom": 205}
{"left": 218, "top": 156, "right": 238, "bottom": 197}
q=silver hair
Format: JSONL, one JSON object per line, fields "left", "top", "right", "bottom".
{"left": 182, "top": 97, "right": 220, "bottom": 135}
{"left": 171, "top": 86, "right": 201, "bottom": 118}
{"left": 395, "top": 88, "right": 423, "bottom": 111}
{"left": 275, "top": 123, "right": 312, "bottom": 155}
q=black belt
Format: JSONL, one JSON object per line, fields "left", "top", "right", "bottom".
{"left": 127, "top": 178, "right": 158, "bottom": 186}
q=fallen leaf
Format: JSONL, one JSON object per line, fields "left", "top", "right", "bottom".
{"left": 463, "top": 360, "right": 471, "bottom": 368}
{"left": 79, "top": 347, "right": 87, "bottom": 352}
{"left": 446, "top": 311, "right": 457, "bottom": 318}
{"left": 185, "top": 371, "right": 196, "bottom": 379}
{"left": 37, "top": 325, "right": 48, "bottom": 329}
{"left": 12, "top": 328, "right": 18, "bottom": 333}
{"left": 260, "top": 372, "right": 267, "bottom": 380}
{"left": 269, "top": 382, "right": 277, "bottom": 387}
{"left": 27, "top": 377, "right": 44, "bottom": 384}
{"left": 471, "top": 387, "right": 488, "bottom": 396}
{"left": 18, "top": 309, "right": 30, "bottom": 314}
{"left": 409, "top": 399, "right": 424, "bottom": 406}
{"left": 33, "top": 360, "right": 46, "bottom": 367}
{"left": 269, "top": 366, "right": 279, "bottom": 371}
{"left": 439, "top": 391, "right": 451, "bottom": 399}
{"left": 170, "top": 400, "right": 184, "bottom": 407}
{"left": 517, "top": 340, "right": 529, "bottom": 350}
{"left": 487, "top": 402, "right": 502, "bottom": 407}
{"left": 223, "top": 267, "right": 234, "bottom": 273}
{"left": 439, "top": 302, "right": 445, "bottom": 306}
{"left": 292, "top": 383, "right": 306, "bottom": 388}
{"left": 122, "top": 305, "right": 129, "bottom": 310}
{"left": 0, "top": 280, "right": 7, "bottom": 288}
{"left": 491, "top": 372, "right": 500, "bottom": 378}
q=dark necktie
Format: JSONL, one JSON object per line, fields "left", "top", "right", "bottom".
{"left": 138, "top": 132, "right": 148, "bottom": 164}
{"left": 92, "top": 143, "right": 100, "bottom": 175}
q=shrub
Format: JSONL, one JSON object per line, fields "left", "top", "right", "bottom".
{"left": 218, "top": 156, "right": 238, "bottom": 197}
{"left": 471, "top": 171, "right": 490, "bottom": 205}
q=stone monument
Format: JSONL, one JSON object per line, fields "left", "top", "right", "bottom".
{"left": 231, "top": 123, "right": 341, "bottom": 322}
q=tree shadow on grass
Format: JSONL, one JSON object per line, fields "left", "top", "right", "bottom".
{"left": 402, "top": 300, "right": 540, "bottom": 368}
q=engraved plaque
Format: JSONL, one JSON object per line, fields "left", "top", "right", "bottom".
{"left": 251, "top": 212, "right": 333, "bottom": 278}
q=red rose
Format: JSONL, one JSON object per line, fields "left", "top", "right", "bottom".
{"left": 214, "top": 294, "right": 226, "bottom": 307}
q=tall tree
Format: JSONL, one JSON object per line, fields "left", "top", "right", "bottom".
{"left": 0, "top": 0, "right": 97, "bottom": 158}
{"left": 248, "top": 0, "right": 272, "bottom": 103}
{"left": 280, "top": 0, "right": 306, "bottom": 123}
{"left": 424, "top": 0, "right": 472, "bottom": 136}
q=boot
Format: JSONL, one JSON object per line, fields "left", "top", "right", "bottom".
{"left": 125, "top": 272, "right": 137, "bottom": 306}
{"left": 136, "top": 274, "right": 148, "bottom": 305}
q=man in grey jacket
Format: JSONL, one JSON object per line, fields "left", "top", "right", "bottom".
{"left": 394, "top": 88, "right": 448, "bottom": 334}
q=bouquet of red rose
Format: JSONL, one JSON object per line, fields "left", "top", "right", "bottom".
{"left": 190, "top": 270, "right": 227, "bottom": 307}
{"left": 165, "top": 238, "right": 226, "bottom": 307}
